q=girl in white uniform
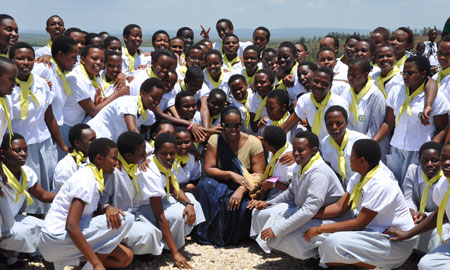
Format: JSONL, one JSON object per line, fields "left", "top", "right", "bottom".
{"left": 305, "top": 139, "right": 416, "bottom": 269}
{"left": 99, "top": 51, "right": 130, "bottom": 98}
{"left": 353, "top": 39, "right": 380, "bottom": 78}
{"left": 248, "top": 69, "right": 275, "bottom": 135}
{"left": 35, "top": 15, "right": 64, "bottom": 58}
{"left": 371, "top": 44, "right": 404, "bottom": 98}
{"left": 203, "top": 50, "right": 231, "bottom": 100}
{"left": 228, "top": 74, "right": 252, "bottom": 134}
{"left": 221, "top": 34, "right": 243, "bottom": 75}
{"left": 137, "top": 133, "right": 205, "bottom": 269}
{"left": 8, "top": 42, "right": 62, "bottom": 213}
{"left": 241, "top": 45, "right": 260, "bottom": 89}
{"left": 0, "top": 57, "right": 16, "bottom": 147}
{"left": 39, "top": 138, "right": 133, "bottom": 270}
{"left": 173, "top": 127, "right": 201, "bottom": 193}
{"left": 0, "top": 133, "right": 55, "bottom": 267}
{"left": 121, "top": 24, "right": 150, "bottom": 77}
{"left": 389, "top": 27, "right": 414, "bottom": 71}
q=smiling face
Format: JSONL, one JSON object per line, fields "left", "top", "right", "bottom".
{"left": 186, "top": 48, "right": 204, "bottom": 68}
{"left": 311, "top": 71, "right": 332, "bottom": 102}
{"left": 223, "top": 36, "right": 239, "bottom": 56}
{"left": 344, "top": 38, "right": 358, "bottom": 60}
{"left": 253, "top": 29, "right": 269, "bottom": 51}
{"left": 175, "top": 131, "right": 192, "bottom": 156}
{"left": 81, "top": 48, "right": 105, "bottom": 77}
{"left": 106, "top": 40, "right": 122, "bottom": 54}
{"left": 0, "top": 18, "right": 19, "bottom": 50}
{"left": 438, "top": 41, "right": 450, "bottom": 69}
{"left": 254, "top": 73, "right": 273, "bottom": 98}
{"left": 402, "top": 62, "right": 426, "bottom": 89}
{"left": 376, "top": 46, "right": 396, "bottom": 74}
{"left": 355, "top": 41, "right": 373, "bottom": 62}
{"left": 389, "top": 29, "right": 411, "bottom": 58}
{"left": 261, "top": 51, "right": 277, "bottom": 70}
{"left": 98, "top": 147, "right": 118, "bottom": 174}
{"left": 205, "top": 54, "right": 222, "bottom": 78}
{"left": 0, "top": 63, "right": 17, "bottom": 97}
{"left": 325, "top": 110, "right": 347, "bottom": 142}
{"left": 207, "top": 93, "right": 227, "bottom": 116}
{"left": 156, "top": 142, "right": 176, "bottom": 169}
{"left": 169, "top": 38, "right": 184, "bottom": 57}
{"left": 293, "top": 137, "right": 316, "bottom": 167}
{"left": 243, "top": 49, "right": 259, "bottom": 70}
{"left": 124, "top": 27, "right": 142, "bottom": 52}
{"left": 105, "top": 55, "right": 122, "bottom": 81}
{"left": 152, "top": 54, "right": 172, "bottom": 80}
{"left": 177, "top": 96, "right": 197, "bottom": 120}
{"left": 347, "top": 63, "right": 368, "bottom": 89}
{"left": 13, "top": 47, "right": 35, "bottom": 79}
{"left": 229, "top": 78, "right": 248, "bottom": 101}
{"left": 216, "top": 22, "right": 233, "bottom": 40}
{"left": 141, "top": 86, "right": 163, "bottom": 110}
{"left": 222, "top": 112, "right": 242, "bottom": 139}
{"left": 278, "top": 46, "right": 295, "bottom": 73}
{"left": 441, "top": 145, "right": 450, "bottom": 177}
{"left": 317, "top": 50, "right": 337, "bottom": 70}
{"left": 2, "top": 138, "right": 28, "bottom": 167}
{"left": 153, "top": 33, "right": 169, "bottom": 50}
{"left": 420, "top": 148, "right": 441, "bottom": 179}
{"left": 179, "top": 29, "right": 194, "bottom": 48}
{"left": 46, "top": 16, "right": 65, "bottom": 40}
{"left": 266, "top": 97, "right": 286, "bottom": 121}
{"left": 297, "top": 64, "right": 314, "bottom": 89}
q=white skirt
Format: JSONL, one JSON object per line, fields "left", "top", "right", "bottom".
{"left": 418, "top": 241, "right": 450, "bottom": 270}
{"left": 0, "top": 214, "right": 43, "bottom": 253}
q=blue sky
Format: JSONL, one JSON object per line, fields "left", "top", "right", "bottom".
{"left": 3, "top": 0, "right": 449, "bottom": 36}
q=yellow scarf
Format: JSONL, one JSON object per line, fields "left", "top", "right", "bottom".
{"left": 420, "top": 170, "right": 443, "bottom": 212}
{"left": 207, "top": 70, "right": 224, "bottom": 89}
{"left": 350, "top": 79, "right": 373, "bottom": 124}
{"left": 137, "top": 95, "right": 147, "bottom": 120}
{"left": 395, "top": 54, "right": 408, "bottom": 68}
{"left": 276, "top": 63, "right": 298, "bottom": 90}
{"left": 396, "top": 82, "right": 425, "bottom": 126}
{"left": 0, "top": 96, "right": 13, "bottom": 144}
{"left": 180, "top": 80, "right": 188, "bottom": 91}
{"left": 243, "top": 67, "right": 259, "bottom": 86}
{"left": 0, "top": 48, "right": 9, "bottom": 58}
{"left": 1, "top": 163, "right": 33, "bottom": 206}
{"left": 46, "top": 39, "right": 52, "bottom": 49}
{"left": 237, "top": 98, "right": 250, "bottom": 129}
{"left": 178, "top": 65, "right": 187, "bottom": 75}
{"left": 118, "top": 153, "right": 140, "bottom": 204}
{"left": 147, "top": 67, "right": 159, "bottom": 79}
{"left": 348, "top": 164, "right": 380, "bottom": 210}
{"left": 437, "top": 177, "right": 450, "bottom": 243}
{"left": 102, "top": 75, "right": 114, "bottom": 92}
{"left": 328, "top": 129, "right": 349, "bottom": 182}
{"left": 271, "top": 111, "right": 289, "bottom": 126}
{"left": 310, "top": 91, "right": 331, "bottom": 136}
{"left": 87, "top": 163, "right": 105, "bottom": 193}
{"left": 223, "top": 55, "right": 240, "bottom": 71}
{"left": 264, "top": 143, "right": 289, "bottom": 179}
{"left": 179, "top": 52, "right": 186, "bottom": 65}
{"left": 80, "top": 64, "right": 103, "bottom": 97}
{"left": 16, "top": 75, "right": 40, "bottom": 120}
{"left": 254, "top": 95, "right": 267, "bottom": 122}
{"left": 376, "top": 66, "right": 400, "bottom": 98}
{"left": 300, "top": 152, "right": 322, "bottom": 175}
{"left": 70, "top": 150, "right": 87, "bottom": 166}
{"left": 51, "top": 57, "right": 72, "bottom": 96}
{"left": 210, "top": 113, "right": 221, "bottom": 127}
{"left": 123, "top": 47, "right": 137, "bottom": 72}
{"left": 152, "top": 155, "right": 180, "bottom": 200}
{"left": 175, "top": 154, "right": 190, "bottom": 173}
{"left": 437, "top": 66, "right": 450, "bottom": 87}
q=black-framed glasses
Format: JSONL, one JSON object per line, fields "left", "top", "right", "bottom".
{"left": 401, "top": 71, "right": 419, "bottom": 77}
{"left": 222, "top": 122, "right": 242, "bottom": 129}
{"left": 176, "top": 140, "right": 191, "bottom": 146}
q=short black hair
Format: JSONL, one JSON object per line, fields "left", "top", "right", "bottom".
{"left": 140, "top": 78, "right": 164, "bottom": 94}
{"left": 0, "top": 56, "right": 15, "bottom": 74}
{"left": 151, "top": 48, "right": 172, "bottom": 63}
{"left": 176, "top": 27, "right": 193, "bottom": 38}
{"left": 405, "top": 55, "right": 431, "bottom": 77}
{"left": 152, "top": 30, "right": 170, "bottom": 45}
{"left": 295, "top": 131, "right": 319, "bottom": 149}
{"left": 1, "top": 133, "right": 24, "bottom": 152}
{"left": 352, "top": 139, "right": 381, "bottom": 168}
{"left": 419, "top": 141, "right": 443, "bottom": 159}
{"left": 295, "top": 41, "right": 308, "bottom": 52}
{"left": 9, "top": 42, "right": 35, "bottom": 59}
{"left": 80, "top": 44, "right": 104, "bottom": 58}
{"left": 315, "top": 67, "right": 334, "bottom": 85}
{"left": 205, "top": 49, "right": 223, "bottom": 63}
{"left": 175, "top": 91, "right": 195, "bottom": 108}
{"left": 375, "top": 44, "right": 397, "bottom": 59}
{"left": 298, "top": 61, "right": 318, "bottom": 72}
{"left": 345, "top": 34, "right": 360, "bottom": 45}
{"left": 51, "top": 35, "right": 78, "bottom": 58}
{"left": 216, "top": 18, "right": 233, "bottom": 30}
{"left": 154, "top": 132, "right": 177, "bottom": 153}
{"left": 85, "top": 33, "right": 102, "bottom": 46}
{"left": 349, "top": 58, "right": 372, "bottom": 74}
{"left": 117, "top": 131, "right": 145, "bottom": 156}
{"left": 254, "top": 26, "right": 270, "bottom": 40}
{"left": 267, "top": 89, "right": 289, "bottom": 107}
{"left": 105, "top": 50, "right": 122, "bottom": 63}
{"left": 256, "top": 68, "right": 275, "bottom": 84}
{"left": 325, "top": 105, "right": 348, "bottom": 122}
{"left": 185, "top": 66, "right": 204, "bottom": 81}
{"left": 357, "top": 39, "right": 376, "bottom": 57}
{"left": 104, "top": 36, "right": 121, "bottom": 48}
{"left": 46, "top": 15, "right": 63, "bottom": 27}
{"left": 396, "top": 27, "right": 414, "bottom": 47}
{"left": 228, "top": 74, "right": 246, "bottom": 86}
{"left": 0, "top": 14, "right": 14, "bottom": 27}
{"left": 64, "top": 27, "right": 83, "bottom": 36}
{"left": 69, "top": 123, "right": 91, "bottom": 148}
{"left": 372, "top": 27, "right": 390, "bottom": 41}
{"left": 185, "top": 45, "right": 204, "bottom": 59}
{"left": 123, "top": 24, "right": 141, "bottom": 37}
{"left": 317, "top": 46, "right": 337, "bottom": 59}
{"left": 87, "top": 138, "right": 117, "bottom": 162}
{"left": 263, "top": 126, "right": 286, "bottom": 149}
{"left": 209, "top": 88, "right": 227, "bottom": 100}
{"left": 174, "top": 126, "right": 192, "bottom": 140}
{"left": 221, "top": 106, "right": 242, "bottom": 123}
{"left": 278, "top": 41, "right": 297, "bottom": 56}
{"left": 324, "top": 35, "right": 340, "bottom": 49}
{"left": 152, "top": 120, "right": 174, "bottom": 139}
{"left": 262, "top": 47, "right": 277, "bottom": 57}
{"left": 243, "top": 45, "right": 261, "bottom": 58}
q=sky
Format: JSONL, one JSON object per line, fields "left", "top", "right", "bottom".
{"left": 3, "top": 0, "right": 449, "bottom": 35}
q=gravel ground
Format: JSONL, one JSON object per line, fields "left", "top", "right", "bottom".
{"left": 6, "top": 236, "right": 421, "bottom": 270}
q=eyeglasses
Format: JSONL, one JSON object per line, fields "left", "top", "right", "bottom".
{"left": 401, "top": 71, "right": 419, "bottom": 77}
{"left": 222, "top": 122, "right": 242, "bottom": 129}
{"left": 176, "top": 140, "right": 191, "bottom": 146}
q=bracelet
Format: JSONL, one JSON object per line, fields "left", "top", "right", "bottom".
{"left": 181, "top": 200, "right": 194, "bottom": 207}
{"left": 317, "top": 225, "right": 323, "bottom": 234}
{"left": 187, "top": 122, "right": 194, "bottom": 130}
{"left": 239, "top": 186, "right": 247, "bottom": 192}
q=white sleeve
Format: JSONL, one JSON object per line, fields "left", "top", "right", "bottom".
{"left": 66, "top": 75, "right": 92, "bottom": 102}
{"left": 139, "top": 166, "right": 166, "bottom": 198}
{"left": 294, "top": 94, "right": 308, "bottom": 119}
{"left": 70, "top": 177, "right": 96, "bottom": 204}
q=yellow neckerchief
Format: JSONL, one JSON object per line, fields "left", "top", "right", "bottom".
{"left": 1, "top": 163, "right": 33, "bottom": 206}
{"left": 137, "top": 95, "right": 147, "bottom": 120}
{"left": 179, "top": 52, "right": 186, "bottom": 65}
{"left": 87, "top": 163, "right": 105, "bottom": 193}
{"left": 396, "top": 82, "right": 425, "bottom": 126}
{"left": 437, "top": 177, "right": 450, "bottom": 243}
{"left": 147, "top": 67, "right": 159, "bottom": 79}
{"left": 80, "top": 64, "right": 103, "bottom": 97}
{"left": 123, "top": 47, "right": 137, "bottom": 72}
{"left": 376, "top": 66, "right": 400, "bottom": 98}
{"left": 152, "top": 155, "right": 180, "bottom": 200}
{"left": 299, "top": 152, "right": 322, "bottom": 175}
{"left": 210, "top": 113, "right": 220, "bottom": 127}
{"left": 328, "top": 130, "right": 349, "bottom": 182}
{"left": 207, "top": 69, "right": 225, "bottom": 89}
{"left": 175, "top": 153, "right": 190, "bottom": 173}
{"left": 178, "top": 65, "right": 187, "bottom": 75}
{"left": 395, "top": 54, "right": 408, "bottom": 68}
{"left": 16, "top": 74, "right": 40, "bottom": 120}
{"left": 271, "top": 111, "right": 289, "bottom": 126}
{"left": 223, "top": 54, "right": 240, "bottom": 71}
{"left": 117, "top": 152, "right": 140, "bottom": 204}
{"left": 180, "top": 80, "right": 187, "bottom": 91}
{"left": 254, "top": 94, "right": 268, "bottom": 122}
{"left": 51, "top": 57, "right": 72, "bottom": 96}
{"left": 70, "top": 149, "right": 87, "bottom": 166}
{"left": 348, "top": 164, "right": 381, "bottom": 210}
{"left": 263, "top": 142, "right": 289, "bottom": 179}
{"left": 0, "top": 48, "right": 9, "bottom": 58}
{"left": 243, "top": 67, "right": 259, "bottom": 86}
{"left": 310, "top": 91, "right": 332, "bottom": 136}
{"left": 0, "top": 96, "right": 13, "bottom": 144}
{"left": 420, "top": 170, "right": 443, "bottom": 212}
{"left": 437, "top": 66, "right": 450, "bottom": 87}
{"left": 46, "top": 39, "right": 53, "bottom": 49}
{"left": 149, "top": 139, "right": 155, "bottom": 148}
{"left": 350, "top": 79, "right": 373, "bottom": 124}
{"left": 276, "top": 63, "right": 298, "bottom": 90}
{"left": 236, "top": 98, "right": 250, "bottom": 128}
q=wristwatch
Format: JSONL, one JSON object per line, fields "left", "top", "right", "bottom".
{"left": 181, "top": 200, "right": 194, "bottom": 207}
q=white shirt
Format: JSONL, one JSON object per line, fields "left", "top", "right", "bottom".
{"left": 121, "top": 49, "right": 151, "bottom": 77}
{"left": 35, "top": 45, "right": 51, "bottom": 58}
{"left": 212, "top": 41, "right": 249, "bottom": 57}
{"left": 322, "top": 129, "right": 369, "bottom": 184}
{"left": 433, "top": 71, "right": 450, "bottom": 104}
{"left": 172, "top": 81, "right": 210, "bottom": 103}
{"left": 42, "top": 166, "right": 102, "bottom": 234}
{"left": 403, "top": 164, "right": 440, "bottom": 214}
{"left": 0, "top": 97, "right": 12, "bottom": 146}
{"left": 98, "top": 70, "right": 130, "bottom": 98}
{"left": 87, "top": 95, "right": 156, "bottom": 142}
{"left": 333, "top": 60, "right": 348, "bottom": 81}
{"left": 203, "top": 70, "right": 231, "bottom": 102}
{"left": 423, "top": 41, "right": 439, "bottom": 67}
{"left": 295, "top": 92, "right": 349, "bottom": 142}
{"left": 9, "top": 75, "right": 54, "bottom": 144}
{"left": 174, "top": 153, "right": 201, "bottom": 184}
{"left": 347, "top": 166, "right": 415, "bottom": 232}
{"left": 433, "top": 176, "right": 450, "bottom": 235}
{"left": 287, "top": 81, "right": 307, "bottom": 104}
{"left": 248, "top": 91, "right": 268, "bottom": 121}
{"left": 0, "top": 165, "right": 37, "bottom": 217}
{"left": 53, "top": 153, "right": 87, "bottom": 193}
{"left": 371, "top": 71, "right": 404, "bottom": 97}
{"left": 330, "top": 80, "right": 350, "bottom": 96}
{"left": 222, "top": 57, "right": 243, "bottom": 75}
{"left": 33, "top": 62, "right": 70, "bottom": 126}
{"left": 64, "top": 65, "right": 102, "bottom": 126}
{"left": 387, "top": 84, "right": 450, "bottom": 151}
{"left": 129, "top": 69, "right": 151, "bottom": 97}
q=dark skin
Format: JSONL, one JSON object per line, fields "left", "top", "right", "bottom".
{"left": 175, "top": 131, "right": 197, "bottom": 192}
{"left": 249, "top": 73, "right": 274, "bottom": 133}
{"left": 125, "top": 87, "right": 163, "bottom": 134}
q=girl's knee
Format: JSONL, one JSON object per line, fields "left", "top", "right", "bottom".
{"left": 115, "top": 244, "right": 134, "bottom": 267}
